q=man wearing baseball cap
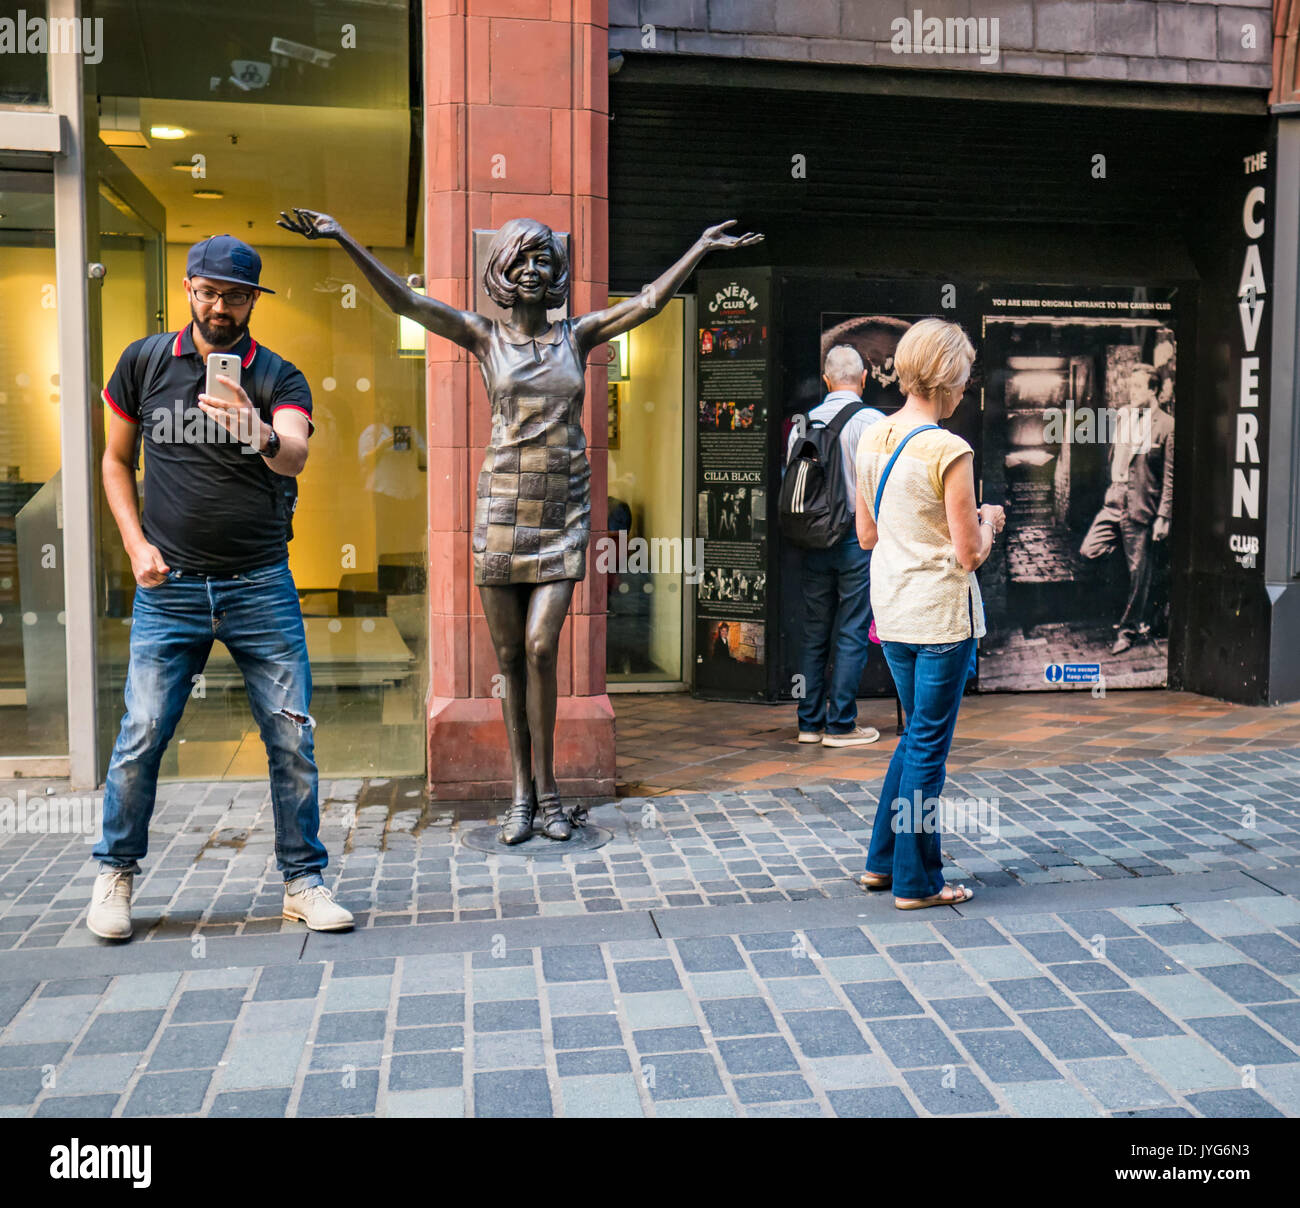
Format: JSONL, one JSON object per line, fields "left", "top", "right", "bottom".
{"left": 89, "top": 234, "right": 353, "bottom": 940}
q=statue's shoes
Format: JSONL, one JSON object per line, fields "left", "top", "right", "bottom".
{"left": 500, "top": 792, "right": 537, "bottom": 845}
{"left": 537, "top": 789, "right": 571, "bottom": 841}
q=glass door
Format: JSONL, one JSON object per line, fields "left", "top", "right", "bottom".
{"left": 92, "top": 166, "right": 165, "bottom": 778}
{"left": 0, "top": 0, "right": 142, "bottom": 786}
{"left": 1, "top": 0, "right": 114, "bottom": 785}
{"left": 0, "top": 161, "right": 69, "bottom": 765}
{"left": 605, "top": 296, "right": 690, "bottom": 688}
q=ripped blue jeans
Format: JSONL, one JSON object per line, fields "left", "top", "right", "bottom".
{"left": 94, "top": 559, "right": 327, "bottom": 883}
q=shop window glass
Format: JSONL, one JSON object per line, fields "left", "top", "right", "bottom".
{"left": 0, "top": 1, "right": 51, "bottom": 106}
{"left": 0, "top": 166, "right": 66, "bottom": 758}
{"left": 91, "top": 0, "right": 426, "bottom": 779}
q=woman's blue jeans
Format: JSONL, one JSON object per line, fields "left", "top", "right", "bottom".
{"left": 865, "top": 637, "right": 975, "bottom": 898}
{"left": 93, "top": 560, "right": 327, "bottom": 884}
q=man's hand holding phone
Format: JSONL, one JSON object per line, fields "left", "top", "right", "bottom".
{"left": 198, "top": 374, "right": 264, "bottom": 451}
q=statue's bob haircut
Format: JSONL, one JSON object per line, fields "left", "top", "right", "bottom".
{"left": 483, "top": 218, "right": 569, "bottom": 310}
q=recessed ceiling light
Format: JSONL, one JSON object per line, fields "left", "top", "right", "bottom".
{"left": 192, "top": 189, "right": 224, "bottom": 200}
{"left": 171, "top": 160, "right": 197, "bottom": 172}
{"left": 150, "top": 125, "right": 187, "bottom": 140}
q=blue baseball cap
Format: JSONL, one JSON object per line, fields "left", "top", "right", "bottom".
{"left": 186, "top": 234, "right": 275, "bottom": 294}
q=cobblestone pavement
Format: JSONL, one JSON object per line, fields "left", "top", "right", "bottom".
{"left": 1, "top": 749, "right": 1297, "bottom": 946}
{"left": 1, "top": 749, "right": 1298, "bottom": 1117}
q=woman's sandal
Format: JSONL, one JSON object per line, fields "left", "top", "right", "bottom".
{"left": 856, "top": 872, "right": 892, "bottom": 891}
{"left": 894, "top": 883, "right": 973, "bottom": 911}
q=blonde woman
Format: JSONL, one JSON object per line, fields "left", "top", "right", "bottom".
{"left": 854, "top": 319, "right": 1005, "bottom": 909}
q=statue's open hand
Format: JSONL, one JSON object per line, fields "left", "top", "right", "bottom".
{"left": 699, "top": 219, "right": 764, "bottom": 252}
{"left": 276, "top": 207, "right": 341, "bottom": 241}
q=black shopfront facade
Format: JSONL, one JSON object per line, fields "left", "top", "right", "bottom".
{"left": 609, "top": 55, "right": 1291, "bottom": 707}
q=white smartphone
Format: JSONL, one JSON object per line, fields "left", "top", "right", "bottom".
{"left": 205, "top": 353, "right": 241, "bottom": 405}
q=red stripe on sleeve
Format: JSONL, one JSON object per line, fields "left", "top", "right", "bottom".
{"left": 102, "top": 388, "right": 137, "bottom": 424}
{"left": 271, "top": 402, "right": 315, "bottom": 434}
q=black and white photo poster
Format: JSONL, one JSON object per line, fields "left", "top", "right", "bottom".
{"left": 977, "top": 285, "right": 1179, "bottom": 691}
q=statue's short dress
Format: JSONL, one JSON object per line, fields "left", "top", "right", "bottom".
{"left": 472, "top": 317, "right": 590, "bottom": 585}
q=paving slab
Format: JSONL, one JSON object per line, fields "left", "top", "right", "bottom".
{"left": 4, "top": 748, "right": 1300, "bottom": 1118}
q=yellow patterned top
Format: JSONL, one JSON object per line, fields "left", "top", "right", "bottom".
{"left": 856, "top": 415, "right": 987, "bottom": 644}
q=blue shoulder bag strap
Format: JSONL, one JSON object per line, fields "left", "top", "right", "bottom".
{"left": 872, "top": 424, "right": 940, "bottom": 518}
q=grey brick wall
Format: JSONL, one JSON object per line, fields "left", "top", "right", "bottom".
{"left": 609, "top": 0, "right": 1272, "bottom": 88}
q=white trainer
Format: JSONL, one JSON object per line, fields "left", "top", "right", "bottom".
{"left": 87, "top": 869, "right": 134, "bottom": 940}
{"left": 822, "top": 725, "right": 881, "bottom": 747}
{"left": 282, "top": 882, "right": 354, "bottom": 932}
{"left": 797, "top": 730, "right": 824, "bottom": 744}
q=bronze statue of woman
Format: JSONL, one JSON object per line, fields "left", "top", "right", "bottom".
{"left": 277, "top": 208, "right": 762, "bottom": 843}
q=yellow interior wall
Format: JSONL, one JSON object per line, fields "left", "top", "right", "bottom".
{"left": 609, "top": 297, "right": 684, "bottom": 676}
{"left": 101, "top": 246, "right": 149, "bottom": 375}
{"left": 158, "top": 242, "right": 426, "bottom": 590}
{"left": 0, "top": 247, "right": 62, "bottom": 483}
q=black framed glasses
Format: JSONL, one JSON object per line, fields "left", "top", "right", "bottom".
{"left": 192, "top": 285, "right": 254, "bottom": 307}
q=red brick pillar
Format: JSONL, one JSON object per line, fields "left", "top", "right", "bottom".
{"left": 424, "top": 0, "right": 614, "bottom": 800}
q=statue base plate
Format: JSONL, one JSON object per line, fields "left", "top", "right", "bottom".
{"left": 460, "top": 822, "right": 614, "bottom": 857}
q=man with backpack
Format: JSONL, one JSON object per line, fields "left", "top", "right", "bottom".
{"left": 88, "top": 235, "right": 352, "bottom": 940}
{"left": 781, "top": 345, "right": 885, "bottom": 747}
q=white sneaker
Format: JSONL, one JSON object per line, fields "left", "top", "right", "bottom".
{"left": 797, "top": 730, "right": 824, "bottom": 744}
{"left": 87, "top": 869, "right": 134, "bottom": 940}
{"left": 282, "top": 882, "right": 354, "bottom": 932}
{"left": 822, "top": 726, "right": 881, "bottom": 747}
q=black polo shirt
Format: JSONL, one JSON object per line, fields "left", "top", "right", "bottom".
{"left": 103, "top": 326, "right": 314, "bottom": 575}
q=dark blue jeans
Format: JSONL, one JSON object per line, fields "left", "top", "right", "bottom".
{"left": 93, "top": 560, "right": 327, "bottom": 884}
{"left": 797, "top": 536, "right": 873, "bottom": 735}
{"left": 865, "top": 637, "right": 975, "bottom": 898}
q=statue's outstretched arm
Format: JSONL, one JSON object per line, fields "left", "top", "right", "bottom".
{"left": 277, "top": 208, "right": 491, "bottom": 354}
{"left": 572, "top": 220, "right": 762, "bottom": 355}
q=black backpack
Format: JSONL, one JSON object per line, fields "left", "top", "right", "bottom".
{"left": 128, "top": 330, "right": 299, "bottom": 536}
{"left": 779, "top": 400, "right": 866, "bottom": 549}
